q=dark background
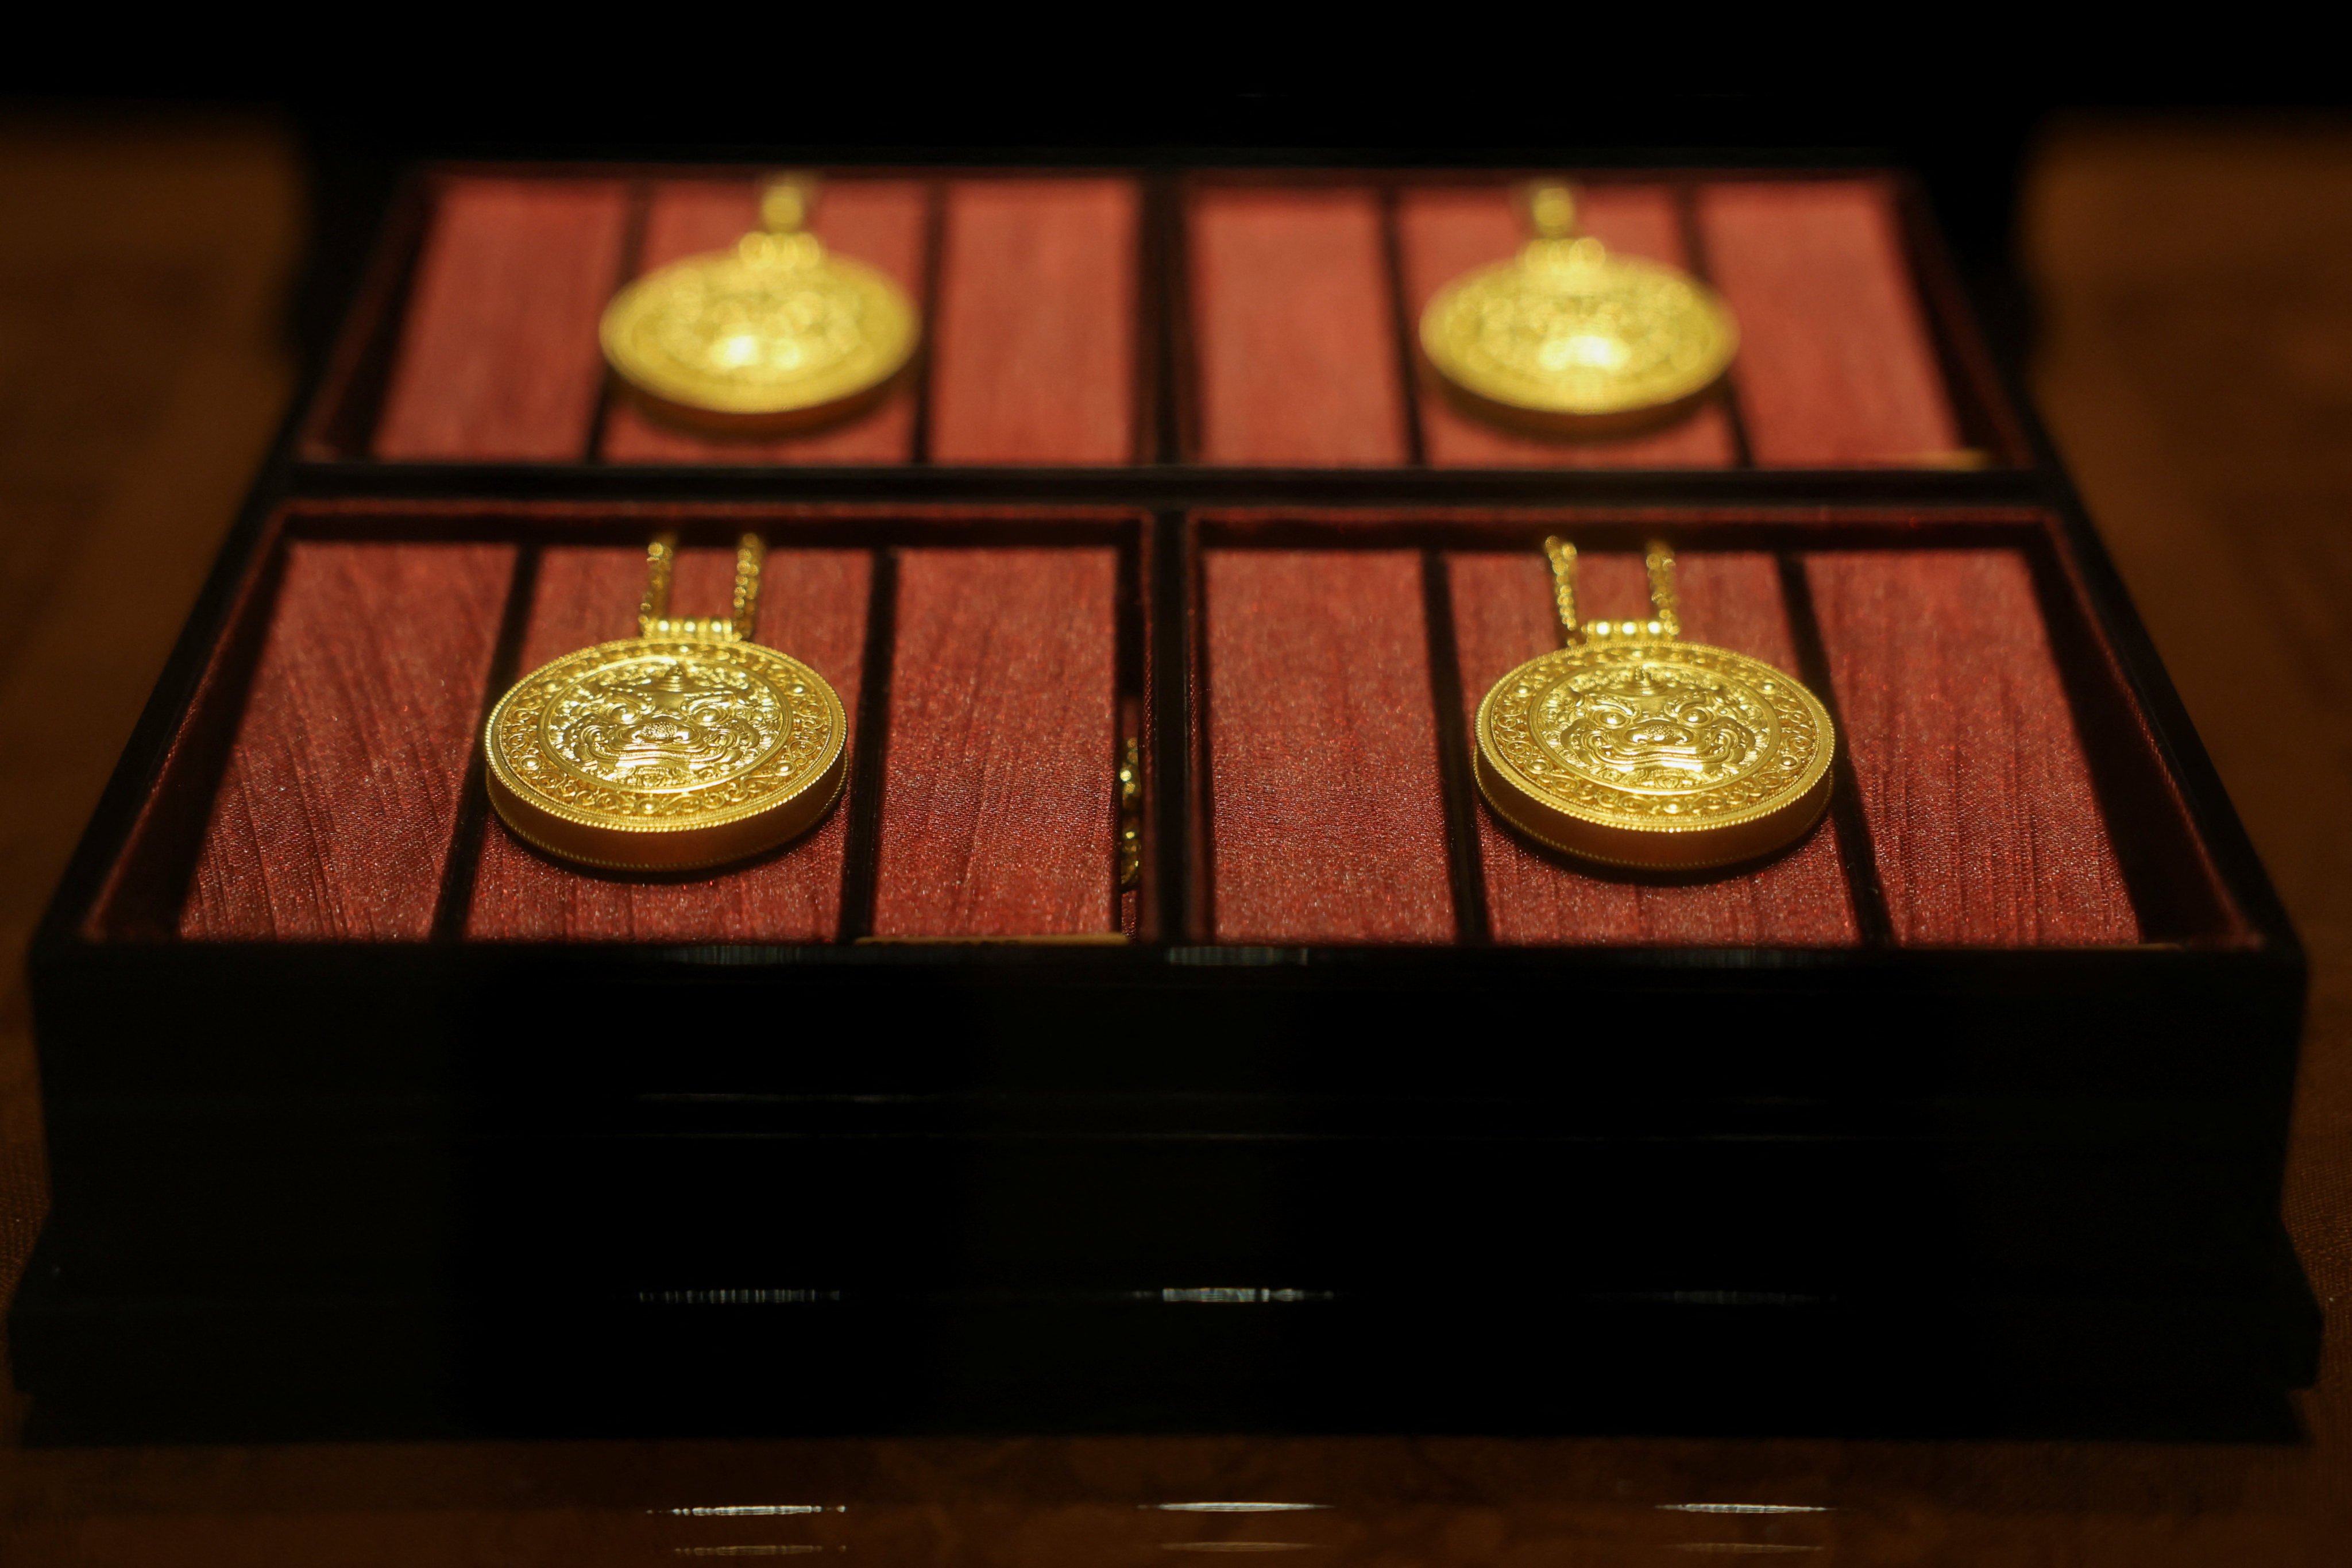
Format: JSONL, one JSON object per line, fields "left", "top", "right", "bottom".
{"left": 5, "top": 75, "right": 2352, "bottom": 1561}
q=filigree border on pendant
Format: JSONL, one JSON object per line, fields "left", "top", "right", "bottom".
{"left": 492, "top": 640, "right": 839, "bottom": 825}
{"left": 1482, "top": 643, "right": 1822, "bottom": 824}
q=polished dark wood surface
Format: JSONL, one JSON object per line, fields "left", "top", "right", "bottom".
{"left": 3, "top": 117, "right": 2350, "bottom": 1561}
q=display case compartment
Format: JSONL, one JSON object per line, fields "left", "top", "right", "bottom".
{"left": 1179, "top": 506, "right": 2244, "bottom": 955}
{"left": 11, "top": 152, "right": 2314, "bottom": 1439}
{"left": 21, "top": 489, "right": 2309, "bottom": 1438}
{"left": 66, "top": 499, "right": 2249, "bottom": 965}
{"left": 24, "top": 495, "right": 2307, "bottom": 1421}
{"left": 296, "top": 163, "right": 2023, "bottom": 480}
{"left": 83, "top": 499, "right": 1150, "bottom": 951}
{"left": 304, "top": 168, "right": 1150, "bottom": 470}
{"left": 1179, "top": 171, "right": 2021, "bottom": 472}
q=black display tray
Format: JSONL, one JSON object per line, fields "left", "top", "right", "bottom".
{"left": 9, "top": 153, "right": 2316, "bottom": 1440}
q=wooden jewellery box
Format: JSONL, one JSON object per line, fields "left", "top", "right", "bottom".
{"left": 11, "top": 163, "right": 2315, "bottom": 1440}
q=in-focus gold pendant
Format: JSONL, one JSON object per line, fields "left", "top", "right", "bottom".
{"left": 600, "top": 174, "right": 919, "bottom": 432}
{"left": 1474, "top": 539, "right": 1832, "bottom": 871}
{"left": 1421, "top": 184, "right": 1737, "bottom": 433}
{"left": 484, "top": 534, "right": 848, "bottom": 872}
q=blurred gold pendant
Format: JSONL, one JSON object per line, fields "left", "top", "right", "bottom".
{"left": 1473, "top": 539, "right": 1832, "bottom": 871}
{"left": 484, "top": 535, "right": 848, "bottom": 872}
{"left": 600, "top": 173, "right": 918, "bottom": 431}
{"left": 1420, "top": 184, "right": 1737, "bottom": 432}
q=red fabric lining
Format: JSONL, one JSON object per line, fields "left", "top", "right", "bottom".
{"left": 1447, "top": 550, "right": 1859, "bottom": 945}
{"left": 930, "top": 179, "right": 1138, "bottom": 465}
{"left": 1188, "top": 190, "right": 1409, "bottom": 466}
{"left": 1807, "top": 550, "right": 2139, "bottom": 945}
{"left": 463, "top": 546, "right": 872, "bottom": 941}
{"left": 1699, "top": 181, "right": 1962, "bottom": 466}
{"left": 870, "top": 549, "right": 1119, "bottom": 937}
{"left": 1206, "top": 550, "right": 1455, "bottom": 942}
{"left": 599, "top": 179, "right": 927, "bottom": 465}
{"left": 1398, "top": 186, "right": 1739, "bottom": 469}
{"left": 373, "top": 180, "right": 629, "bottom": 461}
{"left": 180, "top": 541, "right": 515, "bottom": 940}
{"left": 364, "top": 173, "right": 1972, "bottom": 472}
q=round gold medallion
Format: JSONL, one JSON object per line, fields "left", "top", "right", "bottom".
{"left": 1473, "top": 540, "right": 1833, "bottom": 871}
{"left": 1421, "top": 184, "right": 1737, "bottom": 431}
{"left": 600, "top": 175, "right": 918, "bottom": 432}
{"left": 482, "top": 536, "right": 848, "bottom": 872}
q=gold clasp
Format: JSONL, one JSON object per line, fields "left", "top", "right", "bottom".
{"left": 1544, "top": 535, "right": 1681, "bottom": 646}
{"left": 1519, "top": 181, "right": 1607, "bottom": 272}
{"left": 639, "top": 532, "right": 765, "bottom": 642}
{"left": 1115, "top": 736, "right": 1142, "bottom": 890}
{"left": 740, "top": 173, "right": 825, "bottom": 268}
{"left": 759, "top": 172, "right": 820, "bottom": 235}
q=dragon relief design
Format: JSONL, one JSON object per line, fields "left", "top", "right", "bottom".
{"left": 1485, "top": 644, "right": 1820, "bottom": 822}
{"left": 495, "top": 642, "right": 837, "bottom": 823}
{"left": 1429, "top": 240, "right": 1734, "bottom": 412}
{"left": 543, "top": 655, "right": 783, "bottom": 790}
{"left": 1534, "top": 658, "right": 1771, "bottom": 794}
{"left": 635, "top": 245, "right": 869, "bottom": 391}
{"left": 1466, "top": 271, "right": 1706, "bottom": 393}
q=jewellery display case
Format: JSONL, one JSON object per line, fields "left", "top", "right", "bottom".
{"left": 10, "top": 161, "right": 2315, "bottom": 1440}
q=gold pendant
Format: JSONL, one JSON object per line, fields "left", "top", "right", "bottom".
{"left": 1473, "top": 539, "right": 1833, "bottom": 871}
{"left": 1420, "top": 184, "right": 1738, "bottom": 432}
{"left": 600, "top": 173, "right": 919, "bottom": 431}
{"left": 483, "top": 535, "right": 849, "bottom": 872}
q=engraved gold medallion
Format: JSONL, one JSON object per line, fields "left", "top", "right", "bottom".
{"left": 1473, "top": 539, "right": 1833, "bottom": 871}
{"left": 1421, "top": 184, "right": 1738, "bottom": 432}
{"left": 600, "top": 174, "right": 918, "bottom": 431}
{"left": 483, "top": 535, "right": 848, "bottom": 872}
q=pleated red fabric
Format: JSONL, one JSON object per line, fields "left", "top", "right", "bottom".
{"left": 1188, "top": 189, "right": 1410, "bottom": 466}
{"left": 1698, "top": 181, "right": 1963, "bottom": 466}
{"left": 1807, "top": 549, "right": 2139, "bottom": 945}
{"left": 1206, "top": 550, "right": 1456, "bottom": 942}
{"left": 373, "top": 180, "right": 630, "bottom": 461}
{"left": 181, "top": 540, "right": 515, "bottom": 939}
{"left": 463, "top": 545, "right": 873, "bottom": 942}
{"left": 930, "top": 179, "right": 1139, "bottom": 465}
{"left": 598, "top": 179, "right": 927, "bottom": 465}
{"left": 1397, "top": 186, "right": 1739, "bottom": 469}
{"left": 870, "top": 549, "right": 1120, "bottom": 937}
{"left": 1448, "top": 550, "right": 1859, "bottom": 945}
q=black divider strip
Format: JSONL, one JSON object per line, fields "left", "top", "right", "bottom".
{"left": 1185, "top": 522, "right": 1216, "bottom": 940}
{"left": 1113, "top": 526, "right": 1147, "bottom": 930}
{"left": 2019, "top": 536, "right": 2223, "bottom": 941}
{"left": 1674, "top": 181, "right": 1756, "bottom": 470}
{"left": 319, "top": 177, "right": 432, "bottom": 461}
{"left": 1378, "top": 183, "right": 1428, "bottom": 468}
{"left": 1776, "top": 551, "right": 1894, "bottom": 947}
{"left": 835, "top": 547, "right": 899, "bottom": 940}
{"left": 1163, "top": 176, "right": 1202, "bottom": 464}
{"left": 1422, "top": 552, "right": 1491, "bottom": 943}
{"left": 908, "top": 180, "right": 948, "bottom": 466}
{"left": 130, "top": 534, "right": 297, "bottom": 938}
{"left": 1134, "top": 176, "right": 1169, "bottom": 466}
{"left": 1149, "top": 511, "right": 1192, "bottom": 940}
{"left": 430, "top": 543, "right": 542, "bottom": 941}
{"left": 581, "top": 180, "right": 652, "bottom": 464}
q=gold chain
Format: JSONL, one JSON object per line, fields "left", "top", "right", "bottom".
{"left": 1544, "top": 535, "right": 1681, "bottom": 645}
{"left": 1543, "top": 536, "right": 1581, "bottom": 642}
{"left": 730, "top": 534, "right": 764, "bottom": 640}
{"left": 759, "top": 172, "right": 820, "bottom": 235}
{"left": 1643, "top": 539, "right": 1681, "bottom": 640}
{"left": 638, "top": 534, "right": 678, "bottom": 636}
{"left": 639, "top": 532, "right": 764, "bottom": 642}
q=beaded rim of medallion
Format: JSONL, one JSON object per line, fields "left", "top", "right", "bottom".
{"left": 482, "top": 637, "right": 849, "bottom": 872}
{"left": 1472, "top": 639, "right": 1836, "bottom": 871}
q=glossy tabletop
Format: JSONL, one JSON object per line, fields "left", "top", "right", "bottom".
{"left": 3, "top": 118, "right": 2351, "bottom": 1563}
